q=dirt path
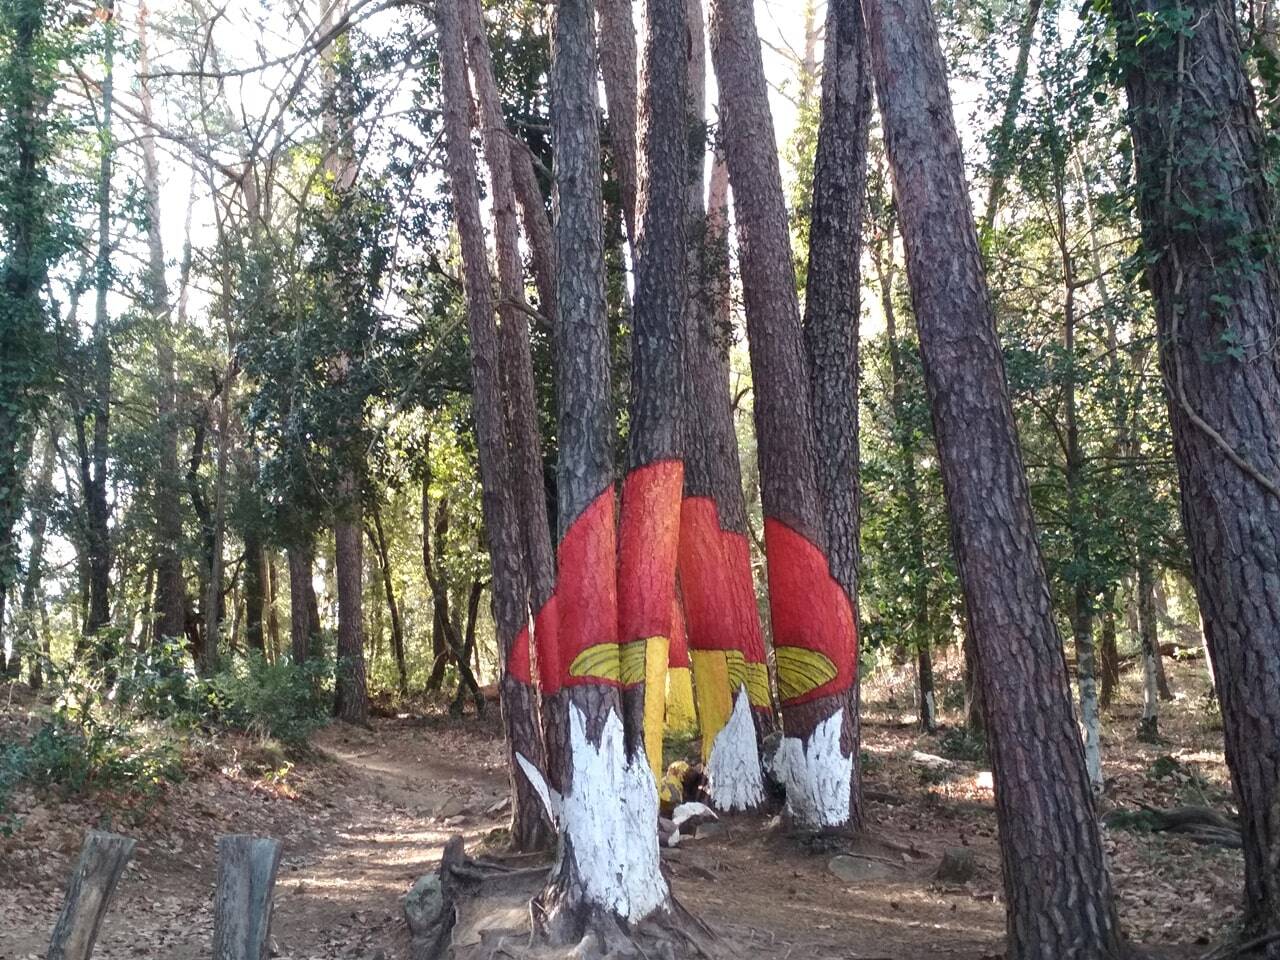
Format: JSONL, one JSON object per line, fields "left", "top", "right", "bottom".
{"left": 0, "top": 661, "right": 1245, "bottom": 959}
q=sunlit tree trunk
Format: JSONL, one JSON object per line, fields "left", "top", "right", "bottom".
{"left": 19, "top": 425, "right": 57, "bottom": 687}
{"left": 596, "top": 0, "right": 639, "bottom": 250}
{"left": 521, "top": 0, "right": 675, "bottom": 938}
{"left": 866, "top": 0, "right": 1127, "bottom": 951}
{"left": 462, "top": 0, "right": 561, "bottom": 794}
{"left": 710, "top": 0, "right": 859, "bottom": 830}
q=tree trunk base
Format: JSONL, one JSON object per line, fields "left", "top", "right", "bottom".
{"left": 409, "top": 836, "right": 719, "bottom": 960}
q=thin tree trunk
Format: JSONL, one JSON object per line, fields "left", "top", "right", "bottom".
{"left": 865, "top": 0, "right": 1126, "bottom": 951}
{"left": 801, "top": 0, "right": 873, "bottom": 817}
{"left": 1058, "top": 169, "right": 1103, "bottom": 791}
{"left": 1136, "top": 560, "right": 1160, "bottom": 742}
{"left": 333, "top": 470, "right": 368, "bottom": 725}
{"left": 436, "top": 0, "right": 549, "bottom": 849}
{"left": 1117, "top": 0, "right": 1280, "bottom": 940}
{"left": 710, "top": 0, "right": 859, "bottom": 831}
{"left": 462, "top": 0, "right": 559, "bottom": 780}
{"left": 243, "top": 528, "right": 265, "bottom": 653}
{"left": 83, "top": 0, "right": 115, "bottom": 658}
{"left": 138, "top": 0, "right": 185, "bottom": 647}
{"left": 20, "top": 424, "right": 57, "bottom": 687}
{"left": 423, "top": 481, "right": 454, "bottom": 692}
{"left": 596, "top": 0, "right": 639, "bottom": 250}
{"left": 265, "top": 553, "right": 281, "bottom": 661}
{"left": 368, "top": 503, "right": 407, "bottom": 696}
{"left": 1099, "top": 588, "right": 1120, "bottom": 710}
{"left": 1150, "top": 573, "right": 1175, "bottom": 700}
{"left": 201, "top": 373, "right": 232, "bottom": 675}
{"left": 980, "top": 0, "right": 1044, "bottom": 234}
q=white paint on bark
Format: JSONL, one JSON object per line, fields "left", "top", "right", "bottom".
{"left": 521, "top": 704, "right": 668, "bottom": 922}
{"left": 562, "top": 702, "right": 668, "bottom": 921}
{"left": 772, "top": 705, "right": 852, "bottom": 828}
{"left": 706, "top": 685, "right": 765, "bottom": 811}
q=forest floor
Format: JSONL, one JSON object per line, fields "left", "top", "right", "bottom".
{"left": 0, "top": 654, "right": 1243, "bottom": 959}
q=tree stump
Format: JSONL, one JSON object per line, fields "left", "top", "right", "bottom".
{"left": 212, "top": 835, "right": 283, "bottom": 960}
{"left": 47, "top": 830, "right": 136, "bottom": 960}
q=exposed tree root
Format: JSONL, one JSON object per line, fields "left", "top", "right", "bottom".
{"left": 407, "top": 835, "right": 720, "bottom": 959}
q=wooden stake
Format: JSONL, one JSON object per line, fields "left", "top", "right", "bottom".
{"left": 47, "top": 830, "right": 135, "bottom": 960}
{"left": 212, "top": 834, "right": 282, "bottom": 960}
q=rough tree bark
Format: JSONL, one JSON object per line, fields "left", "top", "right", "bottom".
{"left": 287, "top": 543, "right": 315, "bottom": 664}
{"left": 515, "top": 0, "right": 681, "bottom": 942}
{"left": 333, "top": 472, "right": 369, "bottom": 725}
{"left": 1117, "top": 0, "right": 1280, "bottom": 942}
{"left": 801, "top": 0, "right": 874, "bottom": 824}
{"left": 865, "top": 0, "right": 1127, "bottom": 952}
{"left": 710, "top": 0, "right": 859, "bottom": 830}
{"left": 616, "top": 0, "right": 688, "bottom": 780}
{"left": 596, "top": 0, "right": 639, "bottom": 249}
{"left": 461, "top": 0, "right": 561, "bottom": 787}
{"left": 676, "top": 5, "right": 770, "bottom": 812}
{"left": 435, "top": 0, "right": 550, "bottom": 851}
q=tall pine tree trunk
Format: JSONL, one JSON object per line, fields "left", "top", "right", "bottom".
{"left": 461, "top": 0, "right": 561, "bottom": 789}
{"left": 20, "top": 425, "right": 57, "bottom": 687}
{"left": 677, "top": 4, "right": 770, "bottom": 812}
{"left": 596, "top": 0, "right": 639, "bottom": 250}
{"left": 616, "top": 0, "right": 688, "bottom": 780}
{"left": 436, "top": 0, "right": 550, "bottom": 851}
{"left": 138, "top": 0, "right": 185, "bottom": 647}
{"left": 801, "top": 0, "right": 873, "bottom": 825}
{"left": 524, "top": 0, "right": 673, "bottom": 937}
{"left": 333, "top": 470, "right": 369, "bottom": 725}
{"left": 865, "top": 0, "right": 1126, "bottom": 951}
{"left": 710, "top": 0, "right": 859, "bottom": 830}
{"left": 1117, "top": 0, "right": 1280, "bottom": 941}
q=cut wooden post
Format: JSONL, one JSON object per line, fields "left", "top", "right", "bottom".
{"left": 47, "top": 830, "right": 136, "bottom": 960}
{"left": 212, "top": 834, "right": 283, "bottom": 960}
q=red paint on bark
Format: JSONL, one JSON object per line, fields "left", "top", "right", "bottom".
{"left": 617, "top": 460, "right": 684, "bottom": 644}
{"left": 548, "top": 489, "right": 619, "bottom": 692}
{"left": 764, "top": 518, "right": 857, "bottom": 705}
{"left": 677, "top": 497, "right": 768, "bottom": 668}
{"left": 669, "top": 598, "right": 690, "bottom": 669}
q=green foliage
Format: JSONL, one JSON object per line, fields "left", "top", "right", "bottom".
{"left": 208, "top": 655, "right": 331, "bottom": 748}
{"left": 938, "top": 726, "right": 988, "bottom": 763}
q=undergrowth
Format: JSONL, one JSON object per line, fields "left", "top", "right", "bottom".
{"left": 0, "top": 639, "right": 332, "bottom": 833}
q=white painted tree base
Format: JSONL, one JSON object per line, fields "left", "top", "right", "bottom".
{"left": 705, "top": 685, "right": 765, "bottom": 811}
{"left": 771, "top": 706, "right": 853, "bottom": 829}
{"left": 517, "top": 702, "right": 668, "bottom": 924}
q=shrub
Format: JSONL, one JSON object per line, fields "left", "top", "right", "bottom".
{"left": 207, "top": 655, "right": 330, "bottom": 748}
{"left": 938, "top": 725, "right": 988, "bottom": 763}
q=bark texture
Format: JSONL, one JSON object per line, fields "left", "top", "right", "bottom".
{"left": 332, "top": 472, "right": 369, "bottom": 726}
{"left": 710, "top": 0, "right": 857, "bottom": 827}
{"left": 596, "top": 0, "right": 640, "bottom": 248}
{"left": 1118, "top": 3, "right": 1280, "bottom": 937}
{"left": 801, "top": 0, "right": 873, "bottom": 827}
{"left": 866, "top": 0, "right": 1126, "bottom": 952}
{"left": 437, "top": 0, "right": 550, "bottom": 851}
{"left": 618, "top": 0, "right": 688, "bottom": 772}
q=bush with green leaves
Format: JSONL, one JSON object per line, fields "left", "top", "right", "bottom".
{"left": 207, "top": 655, "right": 331, "bottom": 748}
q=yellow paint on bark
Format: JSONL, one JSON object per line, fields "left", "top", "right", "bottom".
{"left": 665, "top": 666, "right": 698, "bottom": 734}
{"left": 691, "top": 649, "right": 733, "bottom": 763}
{"left": 644, "top": 635, "right": 670, "bottom": 780}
